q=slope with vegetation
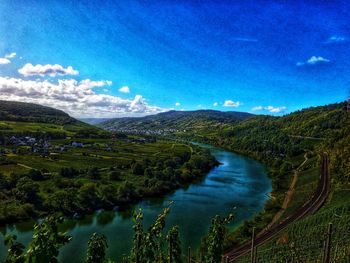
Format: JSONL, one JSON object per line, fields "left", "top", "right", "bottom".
{"left": 0, "top": 101, "right": 218, "bottom": 225}
{"left": 0, "top": 100, "right": 108, "bottom": 138}
{"left": 99, "top": 110, "right": 254, "bottom": 133}
{"left": 2, "top": 101, "right": 349, "bottom": 262}
{"left": 100, "top": 101, "right": 350, "bottom": 261}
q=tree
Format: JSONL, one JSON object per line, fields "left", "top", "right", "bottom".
{"left": 88, "top": 167, "right": 101, "bottom": 180}
{"left": 25, "top": 216, "right": 71, "bottom": 263}
{"left": 108, "top": 170, "right": 121, "bottom": 181}
{"left": 163, "top": 167, "right": 174, "bottom": 180}
{"left": 3, "top": 235, "right": 25, "bottom": 263}
{"left": 78, "top": 183, "right": 99, "bottom": 209}
{"left": 86, "top": 233, "right": 108, "bottom": 263}
{"left": 59, "top": 167, "right": 78, "bottom": 178}
{"left": 129, "top": 207, "right": 171, "bottom": 263}
{"left": 99, "top": 184, "right": 118, "bottom": 205}
{"left": 203, "top": 214, "right": 234, "bottom": 263}
{"left": 130, "top": 209, "right": 144, "bottom": 263}
{"left": 27, "top": 169, "right": 44, "bottom": 181}
{"left": 118, "top": 181, "right": 138, "bottom": 201}
{"left": 0, "top": 172, "right": 8, "bottom": 190}
{"left": 45, "top": 189, "right": 77, "bottom": 214}
{"left": 166, "top": 226, "right": 181, "bottom": 263}
{"left": 13, "top": 177, "right": 40, "bottom": 204}
{"left": 132, "top": 163, "right": 144, "bottom": 176}
{"left": 144, "top": 167, "right": 153, "bottom": 178}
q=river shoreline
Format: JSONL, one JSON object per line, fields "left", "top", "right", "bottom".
{"left": 0, "top": 143, "right": 271, "bottom": 263}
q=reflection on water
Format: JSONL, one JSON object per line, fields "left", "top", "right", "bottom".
{"left": 0, "top": 144, "right": 271, "bottom": 263}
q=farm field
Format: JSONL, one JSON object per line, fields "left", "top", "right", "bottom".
{"left": 0, "top": 138, "right": 192, "bottom": 174}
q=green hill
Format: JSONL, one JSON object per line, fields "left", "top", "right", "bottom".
{"left": 0, "top": 100, "right": 108, "bottom": 138}
{"left": 190, "top": 102, "right": 349, "bottom": 260}
{"left": 232, "top": 106, "right": 350, "bottom": 262}
{"left": 99, "top": 110, "right": 254, "bottom": 133}
{"left": 100, "top": 101, "right": 350, "bottom": 259}
{"left": 0, "top": 100, "right": 79, "bottom": 125}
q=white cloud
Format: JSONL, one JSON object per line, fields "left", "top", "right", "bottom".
{"left": 223, "top": 100, "right": 241, "bottom": 107}
{"left": 79, "top": 79, "right": 112, "bottom": 88}
{"left": 324, "top": 36, "right": 347, "bottom": 44}
{"left": 213, "top": 102, "right": 218, "bottom": 107}
{"left": 296, "top": 56, "right": 330, "bottom": 66}
{"left": 175, "top": 102, "right": 181, "bottom": 107}
{"left": 18, "top": 63, "right": 79, "bottom": 77}
{"left": 5, "top": 52, "right": 16, "bottom": 59}
{"left": 0, "top": 58, "right": 11, "bottom": 64}
{"left": 252, "top": 105, "right": 286, "bottom": 113}
{"left": 232, "top": 37, "right": 258, "bottom": 42}
{"left": 265, "top": 106, "right": 286, "bottom": 113}
{"left": 252, "top": 106, "right": 263, "bottom": 111}
{"left": 0, "top": 77, "right": 165, "bottom": 118}
{"left": 0, "top": 52, "right": 16, "bottom": 64}
{"left": 118, "top": 86, "right": 130, "bottom": 93}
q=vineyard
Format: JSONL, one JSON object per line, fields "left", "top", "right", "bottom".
{"left": 234, "top": 190, "right": 350, "bottom": 263}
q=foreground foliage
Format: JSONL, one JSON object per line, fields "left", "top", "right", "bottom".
{"left": 4, "top": 216, "right": 71, "bottom": 263}
{"left": 3, "top": 208, "right": 234, "bottom": 263}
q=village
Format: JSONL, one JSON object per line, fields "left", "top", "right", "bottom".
{"left": 105, "top": 127, "right": 182, "bottom": 136}
{"left": 0, "top": 134, "right": 157, "bottom": 156}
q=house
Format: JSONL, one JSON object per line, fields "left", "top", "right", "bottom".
{"left": 60, "top": 146, "right": 67, "bottom": 152}
{"left": 72, "top": 141, "right": 83, "bottom": 148}
{"left": 25, "top": 136, "right": 36, "bottom": 144}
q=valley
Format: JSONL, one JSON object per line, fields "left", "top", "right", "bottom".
{"left": 0, "top": 100, "right": 349, "bottom": 262}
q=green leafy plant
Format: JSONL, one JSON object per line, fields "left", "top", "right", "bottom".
{"left": 86, "top": 233, "right": 108, "bottom": 263}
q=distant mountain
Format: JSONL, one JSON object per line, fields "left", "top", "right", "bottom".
{"left": 99, "top": 110, "right": 255, "bottom": 132}
{"left": 0, "top": 100, "right": 78, "bottom": 125}
{"left": 80, "top": 118, "right": 112, "bottom": 125}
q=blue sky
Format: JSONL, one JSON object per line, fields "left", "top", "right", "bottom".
{"left": 0, "top": 0, "right": 349, "bottom": 117}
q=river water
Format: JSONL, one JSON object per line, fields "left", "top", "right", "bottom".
{"left": 0, "top": 144, "right": 271, "bottom": 262}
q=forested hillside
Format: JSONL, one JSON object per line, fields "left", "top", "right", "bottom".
{"left": 102, "top": 101, "right": 350, "bottom": 254}
{"left": 195, "top": 102, "right": 349, "bottom": 182}
{"left": 101, "top": 101, "right": 349, "bottom": 184}
{"left": 99, "top": 110, "right": 254, "bottom": 132}
{"left": 0, "top": 100, "right": 108, "bottom": 138}
{"left": 0, "top": 100, "right": 78, "bottom": 125}
{"left": 230, "top": 102, "right": 350, "bottom": 262}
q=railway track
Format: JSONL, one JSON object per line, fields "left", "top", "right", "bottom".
{"left": 225, "top": 153, "right": 330, "bottom": 262}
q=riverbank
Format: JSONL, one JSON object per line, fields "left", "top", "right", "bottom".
{"left": 0, "top": 144, "right": 271, "bottom": 263}
{"left": 193, "top": 141, "right": 326, "bottom": 254}
{"left": 0, "top": 139, "right": 218, "bottom": 226}
{"left": 176, "top": 137, "right": 310, "bottom": 248}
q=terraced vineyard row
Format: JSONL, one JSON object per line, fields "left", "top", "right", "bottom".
{"left": 235, "top": 197, "right": 350, "bottom": 262}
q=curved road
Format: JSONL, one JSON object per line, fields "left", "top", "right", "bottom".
{"left": 225, "top": 153, "right": 330, "bottom": 262}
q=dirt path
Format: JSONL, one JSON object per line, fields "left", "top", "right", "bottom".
{"left": 17, "top": 163, "right": 34, "bottom": 170}
{"left": 264, "top": 153, "right": 309, "bottom": 230}
{"left": 288, "top": 135, "right": 325, "bottom": 140}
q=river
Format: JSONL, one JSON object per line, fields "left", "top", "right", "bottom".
{"left": 0, "top": 144, "right": 271, "bottom": 262}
